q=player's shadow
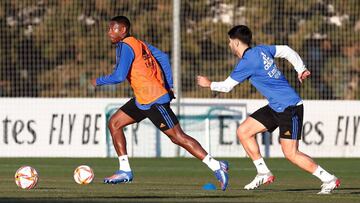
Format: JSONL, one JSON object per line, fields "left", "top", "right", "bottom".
{"left": 280, "top": 188, "right": 319, "bottom": 192}
{"left": 34, "top": 187, "right": 58, "bottom": 190}
{"left": 280, "top": 187, "right": 360, "bottom": 193}
{"left": 339, "top": 187, "right": 360, "bottom": 194}
{"left": 93, "top": 195, "right": 252, "bottom": 199}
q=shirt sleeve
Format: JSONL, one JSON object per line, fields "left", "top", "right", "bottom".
{"left": 266, "top": 45, "right": 277, "bottom": 57}
{"left": 146, "top": 43, "right": 173, "bottom": 89}
{"left": 274, "top": 45, "right": 307, "bottom": 73}
{"left": 210, "top": 77, "right": 239, "bottom": 93}
{"left": 230, "top": 59, "right": 255, "bottom": 83}
{"left": 96, "top": 43, "right": 135, "bottom": 86}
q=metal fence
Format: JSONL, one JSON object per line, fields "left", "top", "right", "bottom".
{"left": 0, "top": 0, "right": 359, "bottom": 100}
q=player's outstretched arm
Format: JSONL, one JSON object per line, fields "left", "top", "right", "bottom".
{"left": 274, "top": 45, "right": 311, "bottom": 83}
{"left": 90, "top": 43, "right": 134, "bottom": 87}
{"left": 197, "top": 75, "right": 239, "bottom": 93}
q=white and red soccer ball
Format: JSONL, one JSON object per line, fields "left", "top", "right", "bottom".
{"left": 15, "top": 166, "right": 39, "bottom": 189}
{"left": 73, "top": 165, "right": 94, "bottom": 184}
{"left": 14, "top": 165, "right": 94, "bottom": 188}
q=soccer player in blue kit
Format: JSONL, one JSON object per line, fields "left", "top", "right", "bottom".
{"left": 197, "top": 25, "right": 340, "bottom": 194}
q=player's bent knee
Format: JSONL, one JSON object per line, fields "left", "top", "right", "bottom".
{"left": 171, "top": 132, "right": 189, "bottom": 146}
{"left": 108, "top": 118, "right": 125, "bottom": 132}
{"left": 169, "top": 135, "right": 181, "bottom": 145}
{"left": 237, "top": 126, "right": 250, "bottom": 142}
{"left": 283, "top": 150, "right": 297, "bottom": 162}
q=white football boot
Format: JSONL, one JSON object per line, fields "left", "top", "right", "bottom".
{"left": 244, "top": 172, "right": 275, "bottom": 190}
{"left": 317, "top": 177, "right": 340, "bottom": 194}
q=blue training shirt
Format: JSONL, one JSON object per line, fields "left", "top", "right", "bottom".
{"left": 96, "top": 42, "right": 134, "bottom": 85}
{"left": 230, "top": 45, "right": 302, "bottom": 112}
{"left": 95, "top": 41, "right": 173, "bottom": 110}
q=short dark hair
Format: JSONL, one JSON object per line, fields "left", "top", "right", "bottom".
{"left": 228, "top": 25, "right": 252, "bottom": 46}
{"left": 111, "top": 16, "right": 131, "bottom": 34}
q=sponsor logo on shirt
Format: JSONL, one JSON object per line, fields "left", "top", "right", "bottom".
{"left": 261, "top": 52, "right": 281, "bottom": 79}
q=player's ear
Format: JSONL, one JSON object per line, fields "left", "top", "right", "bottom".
{"left": 120, "top": 26, "right": 126, "bottom": 34}
{"left": 120, "top": 25, "right": 129, "bottom": 35}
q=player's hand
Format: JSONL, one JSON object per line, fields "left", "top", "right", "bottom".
{"left": 169, "top": 88, "right": 176, "bottom": 99}
{"left": 90, "top": 78, "right": 97, "bottom": 87}
{"left": 197, "top": 75, "right": 211, "bottom": 88}
{"left": 298, "top": 70, "right": 311, "bottom": 83}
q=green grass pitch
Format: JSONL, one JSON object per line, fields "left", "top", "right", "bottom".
{"left": 0, "top": 158, "right": 359, "bottom": 202}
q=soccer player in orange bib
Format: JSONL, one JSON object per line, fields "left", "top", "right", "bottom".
{"left": 91, "top": 16, "right": 229, "bottom": 190}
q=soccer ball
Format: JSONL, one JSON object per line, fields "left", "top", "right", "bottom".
{"left": 15, "top": 166, "right": 39, "bottom": 189}
{"left": 73, "top": 165, "right": 94, "bottom": 184}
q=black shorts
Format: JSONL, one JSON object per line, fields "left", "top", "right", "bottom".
{"left": 119, "top": 98, "right": 179, "bottom": 131}
{"left": 250, "top": 104, "right": 304, "bottom": 140}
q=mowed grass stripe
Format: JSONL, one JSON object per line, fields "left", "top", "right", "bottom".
{"left": 0, "top": 158, "right": 358, "bottom": 203}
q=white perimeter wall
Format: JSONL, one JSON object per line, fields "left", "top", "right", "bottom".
{"left": 0, "top": 98, "right": 359, "bottom": 157}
